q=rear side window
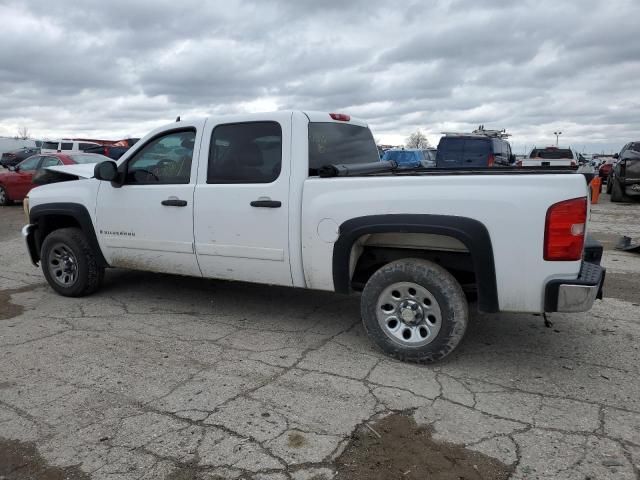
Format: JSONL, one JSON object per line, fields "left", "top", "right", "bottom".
{"left": 208, "top": 122, "right": 282, "bottom": 184}
{"left": 40, "top": 157, "right": 62, "bottom": 168}
{"left": 60, "top": 142, "right": 73, "bottom": 150}
{"left": 42, "top": 141, "right": 58, "bottom": 150}
{"left": 69, "top": 154, "right": 110, "bottom": 164}
{"left": 308, "top": 123, "right": 379, "bottom": 175}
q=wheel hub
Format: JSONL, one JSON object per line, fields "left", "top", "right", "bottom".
{"left": 376, "top": 281, "right": 442, "bottom": 348}
{"left": 399, "top": 299, "right": 423, "bottom": 325}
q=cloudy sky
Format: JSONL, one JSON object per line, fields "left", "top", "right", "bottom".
{"left": 0, "top": 0, "right": 638, "bottom": 153}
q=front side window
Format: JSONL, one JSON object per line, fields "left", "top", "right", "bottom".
{"left": 208, "top": 122, "right": 282, "bottom": 184}
{"left": 126, "top": 130, "right": 195, "bottom": 185}
{"left": 18, "top": 155, "right": 41, "bottom": 170}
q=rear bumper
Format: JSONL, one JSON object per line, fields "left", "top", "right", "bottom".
{"left": 22, "top": 224, "right": 39, "bottom": 267}
{"left": 544, "top": 261, "right": 605, "bottom": 313}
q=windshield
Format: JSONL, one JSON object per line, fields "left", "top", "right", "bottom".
{"left": 530, "top": 148, "right": 573, "bottom": 159}
{"left": 308, "top": 123, "right": 379, "bottom": 175}
{"left": 68, "top": 153, "right": 110, "bottom": 164}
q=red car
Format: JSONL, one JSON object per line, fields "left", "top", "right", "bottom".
{"left": 598, "top": 157, "right": 617, "bottom": 180}
{"left": 0, "top": 152, "right": 108, "bottom": 205}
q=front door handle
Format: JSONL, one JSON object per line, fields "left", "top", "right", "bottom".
{"left": 250, "top": 199, "right": 281, "bottom": 208}
{"left": 161, "top": 198, "right": 188, "bottom": 207}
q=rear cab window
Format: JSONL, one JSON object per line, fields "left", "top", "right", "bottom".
{"left": 530, "top": 148, "right": 574, "bottom": 159}
{"left": 308, "top": 123, "right": 379, "bottom": 176}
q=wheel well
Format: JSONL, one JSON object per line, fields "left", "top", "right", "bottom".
{"left": 34, "top": 215, "right": 81, "bottom": 255}
{"left": 350, "top": 244, "right": 476, "bottom": 294}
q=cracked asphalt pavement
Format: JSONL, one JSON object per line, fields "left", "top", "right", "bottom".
{"left": 1, "top": 192, "right": 639, "bottom": 479}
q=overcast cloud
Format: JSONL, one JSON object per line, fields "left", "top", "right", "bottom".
{"left": 0, "top": 0, "right": 638, "bottom": 153}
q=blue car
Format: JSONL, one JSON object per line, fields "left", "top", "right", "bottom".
{"left": 382, "top": 149, "right": 435, "bottom": 168}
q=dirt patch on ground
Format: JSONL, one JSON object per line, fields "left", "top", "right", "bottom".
{"left": 0, "top": 437, "right": 89, "bottom": 480}
{"left": 335, "top": 414, "right": 513, "bottom": 480}
{"left": 602, "top": 272, "right": 640, "bottom": 304}
{"left": 0, "top": 285, "right": 38, "bottom": 321}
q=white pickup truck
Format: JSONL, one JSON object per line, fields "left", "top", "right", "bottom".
{"left": 519, "top": 146, "right": 578, "bottom": 167}
{"left": 22, "top": 111, "right": 605, "bottom": 362}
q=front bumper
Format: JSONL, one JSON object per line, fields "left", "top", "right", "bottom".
{"left": 545, "top": 261, "right": 605, "bottom": 313}
{"left": 22, "top": 224, "right": 39, "bottom": 267}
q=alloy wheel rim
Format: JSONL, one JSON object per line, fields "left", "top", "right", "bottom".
{"left": 376, "top": 281, "right": 442, "bottom": 347}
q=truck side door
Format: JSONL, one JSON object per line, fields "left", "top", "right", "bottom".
{"left": 95, "top": 126, "right": 203, "bottom": 276}
{"left": 193, "top": 113, "right": 293, "bottom": 286}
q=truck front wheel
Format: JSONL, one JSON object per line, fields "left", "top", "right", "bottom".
{"left": 361, "top": 259, "right": 468, "bottom": 363}
{"left": 41, "top": 227, "right": 104, "bottom": 297}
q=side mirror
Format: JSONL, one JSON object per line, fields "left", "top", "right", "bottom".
{"left": 94, "top": 160, "right": 118, "bottom": 182}
{"left": 8, "top": 166, "right": 16, "bottom": 172}
{"left": 613, "top": 153, "right": 619, "bottom": 159}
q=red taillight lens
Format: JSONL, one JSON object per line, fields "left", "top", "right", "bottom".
{"left": 104, "top": 147, "right": 109, "bottom": 155}
{"left": 487, "top": 154, "right": 495, "bottom": 167}
{"left": 516, "top": 160, "right": 522, "bottom": 167}
{"left": 329, "top": 113, "right": 351, "bottom": 121}
{"left": 544, "top": 197, "right": 587, "bottom": 261}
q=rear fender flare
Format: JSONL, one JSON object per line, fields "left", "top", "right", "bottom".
{"left": 332, "top": 214, "right": 499, "bottom": 312}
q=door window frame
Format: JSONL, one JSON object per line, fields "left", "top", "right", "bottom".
{"left": 121, "top": 127, "right": 197, "bottom": 186}
{"left": 207, "top": 121, "right": 283, "bottom": 185}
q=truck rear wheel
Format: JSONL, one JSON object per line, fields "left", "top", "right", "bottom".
{"left": 611, "top": 179, "right": 630, "bottom": 202}
{"left": 361, "top": 259, "right": 468, "bottom": 363}
{"left": 41, "top": 227, "right": 104, "bottom": 297}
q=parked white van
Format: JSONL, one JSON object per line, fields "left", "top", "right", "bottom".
{"left": 40, "top": 140, "right": 101, "bottom": 154}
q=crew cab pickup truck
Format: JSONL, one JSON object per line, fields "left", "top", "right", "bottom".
{"left": 22, "top": 111, "right": 605, "bottom": 363}
{"left": 520, "top": 147, "right": 578, "bottom": 167}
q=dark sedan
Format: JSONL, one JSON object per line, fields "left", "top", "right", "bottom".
{"left": 1, "top": 147, "right": 41, "bottom": 168}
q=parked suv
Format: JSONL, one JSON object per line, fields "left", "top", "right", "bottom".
{"left": 435, "top": 131, "right": 513, "bottom": 168}
{"left": 381, "top": 148, "right": 435, "bottom": 168}
{"left": 607, "top": 142, "right": 640, "bottom": 202}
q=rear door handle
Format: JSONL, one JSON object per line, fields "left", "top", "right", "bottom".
{"left": 161, "top": 198, "right": 188, "bottom": 207}
{"left": 250, "top": 199, "right": 281, "bottom": 208}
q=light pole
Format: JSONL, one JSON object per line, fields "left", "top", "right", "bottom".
{"left": 553, "top": 131, "right": 562, "bottom": 146}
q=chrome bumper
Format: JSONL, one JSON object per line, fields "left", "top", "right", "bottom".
{"left": 22, "top": 224, "right": 39, "bottom": 267}
{"left": 545, "top": 261, "right": 605, "bottom": 313}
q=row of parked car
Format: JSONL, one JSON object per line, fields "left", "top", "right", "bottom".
{"left": 0, "top": 137, "right": 142, "bottom": 205}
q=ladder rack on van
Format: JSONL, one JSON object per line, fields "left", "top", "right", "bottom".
{"left": 442, "top": 125, "right": 511, "bottom": 139}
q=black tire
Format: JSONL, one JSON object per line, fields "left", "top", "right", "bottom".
{"left": 41, "top": 227, "right": 104, "bottom": 297}
{"left": 611, "top": 179, "right": 629, "bottom": 203}
{"left": 0, "top": 185, "right": 11, "bottom": 206}
{"left": 606, "top": 177, "right": 613, "bottom": 194}
{"left": 361, "top": 259, "right": 468, "bottom": 363}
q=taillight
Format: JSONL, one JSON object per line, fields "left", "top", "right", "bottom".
{"left": 544, "top": 197, "right": 587, "bottom": 261}
{"left": 104, "top": 147, "right": 109, "bottom": 155}
{"left": 487, "top": 154, "right": 495, "bottom": 167}
{"left": 570, "top": 160, "right": 576, "bottom": 166}
{"left": 516, "top": 160, "right": 522, "bottom": 167}
{"left": 329, "top": 113, "right": 351, "bottom": 121}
